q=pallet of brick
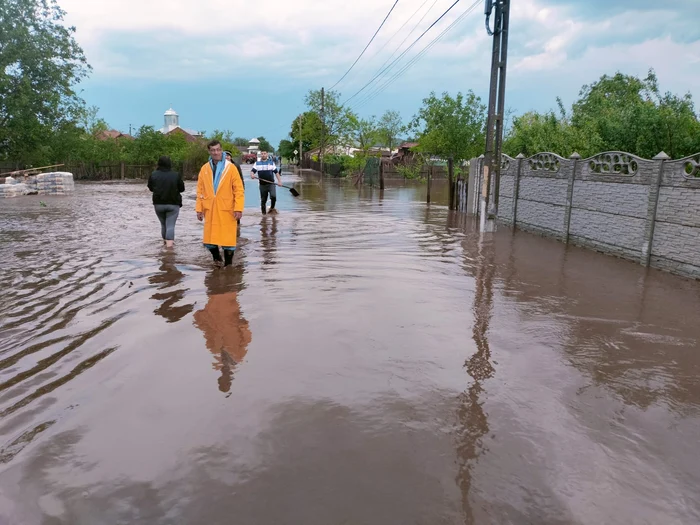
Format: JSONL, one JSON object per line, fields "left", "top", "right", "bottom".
{"left": 34, "top": 172, "right": 75, "bottom": 195}
{"left": 0, "top": 183, "right": 29, "bottom": 198}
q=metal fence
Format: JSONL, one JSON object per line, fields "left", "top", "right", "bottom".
{"left": 0, "top": 160, "right": 207, "bottom": 181}
{"left": 302, "top": 158, "right": 343, "bottom": 177}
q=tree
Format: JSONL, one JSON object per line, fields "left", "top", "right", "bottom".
{"left": 81, "top": 105, "right": 109, "bottom": 137}
{"left": 211, "top": 129, "right": 235, "bottom": 143}
{"left": 0, "top": 0, "right": 91, "bottom": 163}
{"left": 349, "top": 115, "right": 379, "bottom": 154}
{"left": 304, "top": 89, "right": 356, "bottom": 149}
{"left": 289, "top": 111, "right": 323, "bottom": 155}
{"left": 257, "top": 136, "right": 273, "bottom": 153}
{"left": 278, "top": 139, "right": 296, "bottom": 160}
{"left": 233, "top": 137, "right": 249, "bottom": 147}
{"left": 504, "top": 69, "right": 700, "bottom": 159}
{"left": 410, "top": 91, "right": 486, "bottom": 162}
{"left": 377, "top": 110, "right": 404, "bottom": 152}
{"left": 345, "top": 115, "right": 380, "bottom": 174}
{"left": 503, "top": 102, "right": 592, "bottom": 158}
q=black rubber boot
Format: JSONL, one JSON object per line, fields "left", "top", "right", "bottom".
{"left": 208, "top": 247, "right": 222, "bottom": 262}
{"left": 224, "top": 249, "right": 234, "bottom": 267}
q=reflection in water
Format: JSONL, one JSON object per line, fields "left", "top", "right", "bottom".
{"left": 260, "top": 215, "right": 278, "bottom": 266}
{"left": 149, "top": 252, "right": 194, "bottom": 323}
{"left": 193, "top": 269, "right": 251, "bottom": 394}
{"left": 457, "top": 234, "right": 496, "bottom": 524}
{"left": 2, "top": 178, "right": 700, "bottom": 523}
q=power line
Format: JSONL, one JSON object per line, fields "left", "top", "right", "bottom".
{"left": 342, "top": 0, "right": 462, "bottom": 106}
{"left": 329, "top": 0, "right": 401, "bottom": 91}
{"left": 351, "top": 0, "right": 481, "bottom": 111}
{"left": 366, "top": 0, "right": 439, "bottom": 82}
{"left": 344, "top": 0, "right": 439, "bottom": 107}
{"left": 347, "top": 0, "right": 445, "bottom": 111}
{"left": 362, "top": 0, "right": 435, "bottom": 65}
{"left": 356, "top": 0, "right": 480, "bottom": 108}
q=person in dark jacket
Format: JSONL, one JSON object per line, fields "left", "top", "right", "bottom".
{"left": 225, "top": 151, "right": 245, "bottom": 226}
{"left": 148, "top": 156, "right": 185, "bottom": 248}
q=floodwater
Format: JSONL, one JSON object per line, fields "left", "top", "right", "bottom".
{"left": 1, "top": 165, "right": 699, "bottom": 525}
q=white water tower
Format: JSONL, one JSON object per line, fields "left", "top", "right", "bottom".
{"left": 164, "top": 107, "right": 179, "bottom": 131}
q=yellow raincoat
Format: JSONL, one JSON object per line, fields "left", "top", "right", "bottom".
{"left": 196, "top": 159, "right": 245, "bottom": 248}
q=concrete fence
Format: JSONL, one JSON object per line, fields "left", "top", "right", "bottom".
{"left": 467, "top": 151, "right": 700, "bottom": 280}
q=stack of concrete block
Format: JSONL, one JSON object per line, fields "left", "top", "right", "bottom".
{"left": 0, "top": 182, "right": 30, "bottom": 198}
{"left": 33, "top": 172, "right": 75, "bottom": 195}
{"left": 1, "top": 171, "right": 75, "bottom": 198}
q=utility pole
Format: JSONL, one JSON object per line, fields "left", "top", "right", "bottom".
{"left": 299, "top": 114, "right": 303, "bottom": 168}
{"left": 320, "top": 87, "right": 325, "bottom": 175}
{"left": 482, "top": 0, "right": 511, "bottom": 219}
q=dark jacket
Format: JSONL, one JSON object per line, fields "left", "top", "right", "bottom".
{"left": 232, "top": 160, "right": 245, "bottom": 188}
{"left": 148, "top": 170, "right": 185, "bottom": 207}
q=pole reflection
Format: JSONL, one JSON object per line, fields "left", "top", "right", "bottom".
{"left": 456, "top": 233, "right": 496, "bottom": 524}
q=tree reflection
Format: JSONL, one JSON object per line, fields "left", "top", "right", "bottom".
{"left": 193, "top": 269, "right": 251, "bottom": 394}
{"left": 456, "top": 235, "right": 496, "bottom": 524}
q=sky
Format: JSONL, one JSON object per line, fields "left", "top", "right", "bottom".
{"left": 61, "top": 0, "right": 700, "bottom": 147}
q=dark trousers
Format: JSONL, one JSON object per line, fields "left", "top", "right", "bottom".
{"left": 154, "top": 204, "right": 179, "bottom": 240}
{"left": 259, "top": 180, "right": 277, "bottom": 214}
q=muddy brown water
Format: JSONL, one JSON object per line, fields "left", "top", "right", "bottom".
{"left": 0, "top": 165, "right": 699, "bottom": 524}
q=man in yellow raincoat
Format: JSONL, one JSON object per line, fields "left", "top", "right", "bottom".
{"left": 196, "top": 140, "right": 245, "bottom": 266}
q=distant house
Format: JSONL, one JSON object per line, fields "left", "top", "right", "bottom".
{"left": 96, "top": 129, "right": 134, "bottom": 141}
{"left": 367, "top": 145, "right": 392, "bottom": 158}
{"left": 159, "top": 107, "right": 203, "bottom": 143}
{"left": 391, "top": 141, "right": 419, "bottom": 164}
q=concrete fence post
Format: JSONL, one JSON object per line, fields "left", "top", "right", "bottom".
{"left": 475, "top": 154, "right": 484, "bottom": 216}
{"left": 448, "top": 156, "right": 455, "bottom": 210}
{"left": 512, "top": 153, "right": 525, "bottom": 225}
{"left": 641, "top": 151, "right": 670, "bottom": 267}
{"left": 564, "top": 152, "right": 581, "bottom": 243}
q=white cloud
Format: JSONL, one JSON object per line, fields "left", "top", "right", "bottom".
{"left": 59, "top": 0, "right": 700, "bottom": 117}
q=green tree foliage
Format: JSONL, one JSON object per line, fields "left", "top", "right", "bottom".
{"left": 502, "top": 102, "right": 591, "bottom": 158}
{"left": 305, "top": 89, "right": 356, "bottom": 148}
{"left": 210, "top": 129, "right": 234, "bottom": 143}
{"left": 233, "top": 137, "right": 249, "bottom": 147}
{"left": 377, "top": 110, "right": 405, "bottom": 151}
{"left": 410, "top": 90, "right": 486, "bottom": 162}
{"left": 257, "top": 136, "right": 273, "bottom": 153}
{"left": 208, "top": 129, "right": 239, "bottom": 157}
{"left": 0, "top": 0, "right": 91, "bottom": 163}
{"left": 504, "top": 70, "right": 700, "bottom": 159}
{"left": 278, "top": 139, "right": 296, "bottom": 160}
{"left": 345, "top": 115, "right": 380, "bottom": 174}
{"left": 349, "top": 115, "right": 379, "bottom": 154}
{"left": 289, "top": 111, "right": 323, "bottom": 155}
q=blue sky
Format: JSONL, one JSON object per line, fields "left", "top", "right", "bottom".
{"left": 62, "top": 0, "right": 700, "bottom": 147}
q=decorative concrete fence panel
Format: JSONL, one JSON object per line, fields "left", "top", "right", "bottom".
{"left": 568, "top": 152, "right": 654, "bottom": 261}
{"left": 651, "top": 154, "right": 700, "bottom": 279}
{"left": 464, "top": 150, "right": 700, "bottom": 280}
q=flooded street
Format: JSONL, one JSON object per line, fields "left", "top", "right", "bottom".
{"left": 1, "top": 165, "right": 699, "bottom": 524}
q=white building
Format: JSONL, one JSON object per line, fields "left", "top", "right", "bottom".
{"left": 248, "top": 138, "right": 260, "bottom": 154}
{"left": 159, "top": 107, "right": 202, "bottom": 140}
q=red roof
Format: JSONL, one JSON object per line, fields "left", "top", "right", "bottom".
{"left": 97, "top": 130, "right": 134, "bottom": 141}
